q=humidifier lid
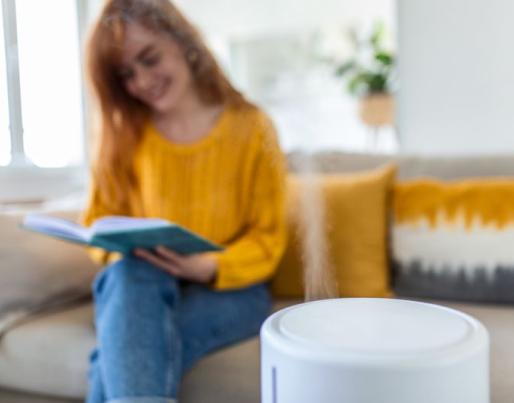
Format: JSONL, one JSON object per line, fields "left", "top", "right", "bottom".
{"left": 278, "top": 298, "right": 474, "bottom": 355}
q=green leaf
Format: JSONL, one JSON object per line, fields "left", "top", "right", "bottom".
{"left": 334, "top": 20, "right": 395, "bottom": 97}
{"left": 368, "top": 74, "right": 387, "bottom": 93}
{"left": 348, "top": 72, "right": 371, "bottom": 95}
{"left": 375, "top": 52, "right": 393, "bottom": 66}
{"left": 370, "top": 21, "right": 385, "bottom": 50}
{"left": 335, "top": 60, "right": 356, "bottom": 77}
{"left": 348, "top": 75, "right": 363, "bottom": 95}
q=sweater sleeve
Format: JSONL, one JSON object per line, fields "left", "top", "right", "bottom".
{"left": 212, "top": 115, "right": 288, "bottom": 290}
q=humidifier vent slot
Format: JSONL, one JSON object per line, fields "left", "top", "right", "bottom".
{"left": 272, "top": 366, "right": 277, "bottom": 403}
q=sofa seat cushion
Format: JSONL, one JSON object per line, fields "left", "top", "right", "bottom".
{"left": 0, "top": 302, "right": 95, "bottom": 399}
{"left": 0, "top": 299, "right": 512, "bottom": 403}
{"left": 0, "top": 301, "right": 284, "bottom": 402}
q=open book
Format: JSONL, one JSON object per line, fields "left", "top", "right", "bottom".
{"left": 22, "top": 214, "right": 223, "bottom": 255}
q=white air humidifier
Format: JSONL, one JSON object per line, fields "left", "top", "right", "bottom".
{"left": 261, "top": 298, "right": 489, "bottom": 403}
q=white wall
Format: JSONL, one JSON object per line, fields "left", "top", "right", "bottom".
{"left": 175, "top": 0, "right": 393, "bottom": 38}
{"left": 89, "top": 0, "right": 393, "bottom": 36}
{"left": 397, "top": 0, "right": 514, "bottom": 155}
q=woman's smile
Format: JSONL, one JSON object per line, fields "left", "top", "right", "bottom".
{"left": 144, "top": 78, "right": 172, "bottom": 104}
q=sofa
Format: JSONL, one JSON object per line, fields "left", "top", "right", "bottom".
{"left": 1, "top": 151, "right": 514, "bottom": 403}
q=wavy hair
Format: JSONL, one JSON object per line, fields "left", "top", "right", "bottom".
{"left": 86, "top": 0, "right": 248, "bottom": 212}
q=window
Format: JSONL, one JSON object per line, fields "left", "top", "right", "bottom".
{"left": 0, "top": 3, "right": 10, "bottom": 165}
{"left": 0, "top": 0, "right": 87, "bottom": 203}
{"left": 15, "top": 0, "right": 84, "bottom": 167}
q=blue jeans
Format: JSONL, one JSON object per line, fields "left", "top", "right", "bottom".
{"left": 85, "top": 257, "right": 272, "bottom": 403}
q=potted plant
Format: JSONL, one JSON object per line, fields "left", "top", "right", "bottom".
{"left": 335, "top": 22, "right": 396, "bottom": 127}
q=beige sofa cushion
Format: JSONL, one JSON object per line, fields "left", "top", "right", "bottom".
{"left": 0, "top": 299, "right": 513, "bottom": 403}
{"left": 0, "top": 303, "right": 95, "bottom": 398}
{"left": 0, "top": 301, "right": 265, "bottom": 402}
{"left": 0, "top": 211, "right": 98, "bottom": 335}
{"left": 290, "top": 151, "right": 514, "bottom": 180}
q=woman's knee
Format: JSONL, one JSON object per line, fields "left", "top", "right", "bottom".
{"left": 96, "top": 257, "right": 177, "bottom": 297}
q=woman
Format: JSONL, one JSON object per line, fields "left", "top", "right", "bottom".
{"left": 81, "top": 1, "right": 287, "bottom": 402}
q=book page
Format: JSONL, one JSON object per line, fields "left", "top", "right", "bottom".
{"left": 23, "top": 214, "right": 90, "bottom": 241}
{"left": 91, "top": 216, "right": 172, "bottom": 234}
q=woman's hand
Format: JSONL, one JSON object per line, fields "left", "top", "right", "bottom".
{"left": 134, "top": 246, "right": 218, "bottom": 283}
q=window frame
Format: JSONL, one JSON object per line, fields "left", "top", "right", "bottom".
{"left": 0, "top": 0, "right": 90, "bottom": 204}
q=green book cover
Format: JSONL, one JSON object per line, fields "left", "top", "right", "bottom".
{"left": 22, "top": 214, "right": 222, "bottom": 255}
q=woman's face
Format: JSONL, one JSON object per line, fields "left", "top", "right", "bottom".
{"left": 118, "top": 23, "right": 195, "bottom": 114}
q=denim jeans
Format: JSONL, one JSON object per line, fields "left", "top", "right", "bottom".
{"left": 85, "top": 257, "right": 272, "bottom": 403}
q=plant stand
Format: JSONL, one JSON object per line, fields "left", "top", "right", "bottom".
{"left": 359, "top": 93, "right": 396, "bottom": 151}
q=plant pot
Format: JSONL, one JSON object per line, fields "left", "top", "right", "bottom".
{"left": 359, "top": 93, "right": 394, "bottom": 126}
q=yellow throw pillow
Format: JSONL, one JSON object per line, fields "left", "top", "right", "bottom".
{"left": 272, "top": 164, "right": 396, "bottom": 298}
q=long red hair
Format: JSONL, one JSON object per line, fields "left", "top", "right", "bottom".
{"left": 86, "top": 0, "right": 248, "bottom": 212}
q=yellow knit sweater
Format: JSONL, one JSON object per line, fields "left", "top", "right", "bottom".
{"left": 81, "top": 105, "right": 287, "bottom": 290}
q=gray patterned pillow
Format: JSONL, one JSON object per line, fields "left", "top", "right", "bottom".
{"left": 392, "top": 178, "right": 514, "bottom": 304}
